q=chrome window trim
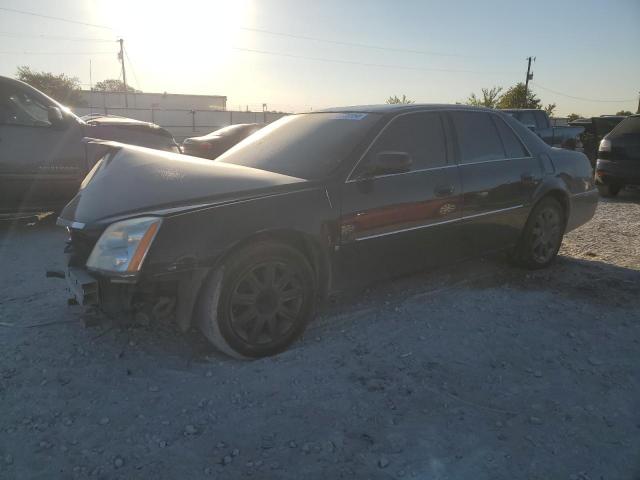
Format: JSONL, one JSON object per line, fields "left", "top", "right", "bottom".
{"left": 345, "top": 109, "right": 535, "bottom": 182}
{"left": 354, "top": 204, "right": 524, "bottom": 242}
{"left": 345, "top": 164, "right": 458, "bottom": 184}
{"left": 345, "top": 109, "right": 452, "bottom": 183}
{"left": 458, "top": 155, "right": 533, "bottom": 167}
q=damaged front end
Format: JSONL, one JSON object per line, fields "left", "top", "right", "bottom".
{"left": 58, "top": 219, "right": 207, "bottom": 329}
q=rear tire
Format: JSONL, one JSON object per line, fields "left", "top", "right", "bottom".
{"left": 196, "top": 242, "right": 317, "bottom": 359}
{"left": 512, "top": 197, "right": 566, "bottom": 270}
{"left": 597, "top": 184, "right": 621, "bottom": 197}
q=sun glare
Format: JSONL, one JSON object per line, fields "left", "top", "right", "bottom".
{"left": 94, "top": 0, "right": 251, "bottom": 89}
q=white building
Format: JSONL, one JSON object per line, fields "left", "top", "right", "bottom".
{"left": 79, "top": 90, "right": 227, "bottom": 112}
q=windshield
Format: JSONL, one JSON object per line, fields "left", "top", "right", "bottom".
{"left": 215, "top": 112, "right": 382, "bottom": 179}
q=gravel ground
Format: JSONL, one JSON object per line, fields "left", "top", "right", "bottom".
{"left": 0, "top": 190, "right": 639, "bottom": 480}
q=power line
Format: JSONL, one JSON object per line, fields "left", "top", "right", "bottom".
{"left": 532, "top": 82, "right": 636, "bottom": 103}
{"left": 240, "top": 26, "right": 482, "bottom": 59}
{"left": 0, "top": 51, "right": 116, "bottom": 55}
{"left": 0, "top": 31, "right": 114, "bottom": 42}
{"left": 0, "top": 6, "right": 112, "bottom": 30}
{"left": 124, "top": 48, "right": 141, "bottom": 91}
{"left": 0, "top": 7, "right": 494, "bottom": 59}
{"left": 232, "top": 46, "right": 517, "bottom": 75}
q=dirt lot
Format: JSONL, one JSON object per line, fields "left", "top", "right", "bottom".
{"left": 1, "top": 191, "right": 639, "bottom": 480}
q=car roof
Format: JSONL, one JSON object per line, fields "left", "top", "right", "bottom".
{"left": 84, "top": 115, "right": 157, "bottom": 127}
{"left": 317, "top": 104, "right": 496, "bottom": 114}
{"left": 500, "top": 109, "right": 540, "bottom": 113}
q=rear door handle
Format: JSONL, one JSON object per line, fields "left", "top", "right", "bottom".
{"left": 435, "top": 185, "right": 455, "bottom": 197}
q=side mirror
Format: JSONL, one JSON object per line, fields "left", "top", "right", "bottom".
{"left": 525, "top": 124, "right": 537, "bottom": 132}
{"left": 365, "top": 151, "right": 412, "bottom": 176}
{"left": 47, "top": 106, "right": 66, "bottom": 128}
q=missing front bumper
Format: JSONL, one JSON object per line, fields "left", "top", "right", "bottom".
{"left": 66, "top": 267, "right": 99, "bottom": 306}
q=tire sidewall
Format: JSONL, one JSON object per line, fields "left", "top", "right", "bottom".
{"left": 206, "top": 243, "right": 316, "bottom": 358}
{"left": 518, "top": 197, "right": 566, "bottom": 269}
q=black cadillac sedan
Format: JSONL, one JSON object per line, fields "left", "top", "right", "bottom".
{"left": 57, "top": 105, "right": 598, "bottom": 358}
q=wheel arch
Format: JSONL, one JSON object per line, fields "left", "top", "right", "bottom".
{"left": 210, "top": 228, "right": 332, "bottom": 303}
{"left": 531, "top": 180, "right": 571, "bottom": 222}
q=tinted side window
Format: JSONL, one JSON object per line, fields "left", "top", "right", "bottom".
{"left": 493, "top": 116, "right": 529, "bottom": 158}
{"left": 0, "top": 85, "right": 51, "bottom": 127}
{"left": 517, "top": 111, "right": 537, "bottom": 127}
{"left": 359, "top": 112, "right": 446, "bottom": 174}
{"left": 534, "top": 111, "right": 548, "bottom": 129}
{"left": 451, "top": 111, "right": 505, "bottom": 164}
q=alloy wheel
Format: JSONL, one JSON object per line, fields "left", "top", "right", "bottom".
{"left": 229, "top": 261, "right": 304, "bottom": 345}
{"left": 530, "top": 207, "right": 562, "bottom": 264}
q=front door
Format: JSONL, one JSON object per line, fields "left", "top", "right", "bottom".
{"left": 0, "top": 82, "right": 85, "bottom": 212}
{"left": 336, "top": 111, "right": 463, "bottom": 288}
{"left": 450, "top": 110, "right": 542, "bottom": 255}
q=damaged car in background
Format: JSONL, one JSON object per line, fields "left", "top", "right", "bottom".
{"left": 55, "top": 105, "right": 598, "bottom": 358}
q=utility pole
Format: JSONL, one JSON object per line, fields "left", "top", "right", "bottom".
{"left": 637, "top": 91, "right": 640, "bottom": 114}
{"left": 523, "top": 56, "right": 535, "bottom": 108}
{"left": 118, "top": 38, "right": 128, "bottom": 108}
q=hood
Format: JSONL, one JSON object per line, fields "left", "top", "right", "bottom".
{"left": 59, "top": 143, "right": 306, "bottom": 225}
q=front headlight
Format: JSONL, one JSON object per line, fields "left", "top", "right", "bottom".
{"left": 86, "top": 217, "right": 162, "bottom": 274}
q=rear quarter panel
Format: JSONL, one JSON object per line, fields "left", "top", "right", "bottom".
{"left": 542, "top": 148, "right": 598, "bottom": 232}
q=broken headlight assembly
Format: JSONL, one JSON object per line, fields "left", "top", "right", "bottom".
{"left": 86, "top": 217, "right": 162, "bottom": 276}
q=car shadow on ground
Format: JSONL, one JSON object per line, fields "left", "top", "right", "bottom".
{"left": 600, "top": 186, "right": 640, "bottom": 204}
{"left": 1, "top": 208, "right": 636, "bottom": 365}
{"left": 77, "top": 248, "right": 639, "bottom": 365}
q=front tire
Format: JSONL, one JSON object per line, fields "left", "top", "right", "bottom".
{"left": 196, "top": 242, "right": 317, "bottom": 359}
{"left": 597, "top": 184, "right": 621, "bottom": 197}
{"left": 512, "top": 197, "right": 566, "bottom": 270}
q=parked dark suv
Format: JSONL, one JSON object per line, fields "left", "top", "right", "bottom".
{"left": 595, "top": 114, "right": 640, "bottom": 197}
{"left": 0, "top": 76, "right": 180, "bottom": 214}
{"left": 57, "top": 105, "right": 598, "bottom": 358}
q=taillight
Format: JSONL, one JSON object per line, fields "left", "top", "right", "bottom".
{"left": 599, "top": 138, "right": 611, "bottom": 152}
{"left": 200, "top": 143, "right": 212, "bottom": 150}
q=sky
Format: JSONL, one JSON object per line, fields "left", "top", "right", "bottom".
{"left": 0, "top": 0, "right": 638, "bottom": 116}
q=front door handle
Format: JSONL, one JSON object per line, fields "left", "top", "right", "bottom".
{"left": 521, "top": 173, "right": 536, "bottom": 184}
{"left": 435, "top": 185, "right": 455, "bottom": 197}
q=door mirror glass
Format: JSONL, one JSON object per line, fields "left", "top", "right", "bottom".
{"left": 365, "top": 151, "right": 412, "bottom": 176}
{"left": 47, "top": 106, "right": 66, "bottom": 127}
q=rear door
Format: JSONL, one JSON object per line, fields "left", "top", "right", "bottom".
{"left": 450, "top": 110, "right": 541, "bottom": 254}
{"left": 0, "top": 81, "right": 85, "bottom": 211}
{"left": 337, "top": 111, "right": 463, "bottom": 286}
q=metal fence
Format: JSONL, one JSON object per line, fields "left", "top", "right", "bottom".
{"left": 74, "top": 106, "right": 289, "bottom": 142}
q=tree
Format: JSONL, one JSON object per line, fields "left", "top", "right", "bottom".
{"left": 566, "top": 113, "right": 582, "bottom": 122}
{"left": 386, "top": 94, "right": 414, "bottom": 105}
{"left": 93, "top": 78, "right": 141, "bottom": 93}
{"left": 465, "top": 86, "right": 502, "bottom": 108}
{"left": 615, "top": 110, "right": 633, "bottom": 116}
{"left": 496, "top": 82, "right": 541, "bottom": 109}
{"left": 543, "top": 103, "right": 557, "bottom": 117}
{"left": 16, "top": 66, "right": 86, "bottom": 106}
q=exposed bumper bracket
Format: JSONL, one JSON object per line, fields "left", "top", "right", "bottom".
{"left": 66, "top": 267, "right": 99, "bottom": 306}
